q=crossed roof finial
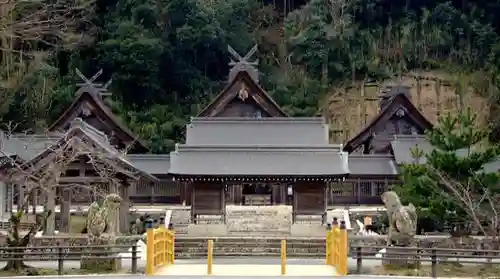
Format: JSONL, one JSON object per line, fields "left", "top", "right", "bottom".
{"left": 75, "top": 68, "right": 112, "bottom": 98}
{"left": 228, "top": 44, "right": 259, "bottom": 83}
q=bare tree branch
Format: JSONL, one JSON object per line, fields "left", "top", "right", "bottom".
{"left": 0, "top": 121, "right": 137, "bottom": 271}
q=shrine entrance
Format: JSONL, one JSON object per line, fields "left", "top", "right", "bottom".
{"left": 226, "top": 183, "right": 287, "bottom": 206}
{"left": 242, "top": 183, "right": 272, "bottom": 205}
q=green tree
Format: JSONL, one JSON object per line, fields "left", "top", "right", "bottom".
{"left": 394, "top": 108, "right": 500, "bottom": 235}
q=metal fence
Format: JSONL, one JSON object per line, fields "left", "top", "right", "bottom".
{"left": 0, "top": 244, "right": 140, "bottom": 275}
{"left": 351, "top": 245, "right": 500, "bottom": 278}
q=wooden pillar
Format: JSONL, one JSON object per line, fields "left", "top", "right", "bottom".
{"left": 0, "top": 181, "right": 6, "bottom": 219}
{"left": 6, "top": 183, "right": 12, "bottom": 214}
{"left": 323, "top": 182, "right": 328, "bottom": 224}
{"left": 356, "top": 178, "right": 361, "bottom": 205}
{"left": 17, "top": 184, "right": 24, "bottom": 212}
{"left": 221, "top": 184, "right": 226, "bottom": 224}
{"left": 179, "top": 181, "right": 186, "bottom": 205}
{"left": 59, "top": 187, "right": 71, "bottom": 233}
{"left": 185, "top": 182, "right": 192, "bottom": 206}
{"left": 44, "top": 186, "right": 57, "bottom": 235}
{"left": 191, "top": 183, "right": 196, "bottom": 224}
{"left": 31, "top": 189, "right": 37, "bottom": 214}
{"left": 150, "top": 181, "right": 154, "bottom": 204}
{"left": 234, "top": 184, "right": 243, "bottom": 205}
{"left": 292, "top": 184, "right": 297, "bottom": 223}
{"left": 227, "top": 183, "right": 235, "bottom": 205}
{"left": 120, "top": 180, "right": 131, "bottom": 233}
{"left": 283, "top": 184, "right": 289, "bottom": 205}
{"left": 272, "top": 184, "right": 280, "bottom": 204}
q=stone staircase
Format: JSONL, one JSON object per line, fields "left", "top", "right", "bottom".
{"left": 226, "top": 205, "right": 292, "bottom": 235}
{"left": 326, "top": 209, "right": 351, "bottom": 229}
{"left": 170, "top": 207, "right": 191, "bottom": 235}
{"left": 175, "top": 236, "right": 325, "bottom": 258}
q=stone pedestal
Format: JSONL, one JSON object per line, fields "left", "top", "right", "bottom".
{"left": 80, "top": 236, "right": 122, "bottom": 272}
{"left": 81, "top": 257, "right": 122, "bottom": 272}
{"left": 382, "top": 247, "right": 419, "bottom": 268}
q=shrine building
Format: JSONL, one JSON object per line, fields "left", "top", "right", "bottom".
{"left": 0, "top": 46, "right": 452, "bottom": 231}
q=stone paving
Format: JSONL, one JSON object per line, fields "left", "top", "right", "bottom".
{"left": 156, "top": 264, "right": 337, "bottom": 276}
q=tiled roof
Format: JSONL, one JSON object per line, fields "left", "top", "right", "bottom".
{"left": 0, "top": 131, "right": 61, "bottom": 161}
{"left": 127, "top": 154, "right": 170, "bottom": 175}
{"left": 348, "top": 154, "right": 399, "bottom": 175}
{"left": 1, "top": 119, "right": 158, "bottom": 181}
{"left": 169, "top": 144, "right": 349, "bottom": 176}
{"left": 390, "top": 134, "right": 500, "bottom": 173}
{"left": 186, "top": 117, "right": 330, "bottom": 145}
{"left": 390, "top": 134, "right": 430, "bottom": 164}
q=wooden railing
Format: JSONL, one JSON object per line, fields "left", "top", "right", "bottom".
{"left": 0, "top": 244, "right": 140, "bottom": 274}
{"left": 351, "top": 245, "right": 500, "bottom": 278}
{"left": 146, "top": 226, "right": 175, "bottom": 275}
{"left": 326, "top": 223, "right": 348, "bottom": 275}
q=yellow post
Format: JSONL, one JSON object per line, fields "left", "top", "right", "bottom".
{"left": 207, "top": 239, "right": 213, "bottom": 275}
{"left": 163, "top": 228, "right": 168, "bottom": 266}
{"left": 326, "top": 230, "right": 332, "bottom": 265}
{"left": 146, "top": 228, "right": 155, "bottom": 275}
{"left": 337, "top": 227, "right": 348, "bottom": 275}
{"left": 171, "top": 230, "right": 175, "bottom": 264}
{"left": 281, "top": 239, "right": 287, "bottom": 275}
{"left": 333, "top": 227, "right": 339, "bottom": 267}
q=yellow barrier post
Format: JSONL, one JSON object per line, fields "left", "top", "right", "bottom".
{"left": 281, "top": 239, "right": 287, "bottom": 275}
{"left": 145, "top": 222, "right": 176, "bottom": 275}
{"left": 325, "top": 220, "right": 348, "bottom": 276}
{"left": 171, "top": 230, "right": 175, "bottom": 264}
{"left": 162, "top": 228, "right": 168, "bottom": 267}
{"left": 146, "top": 227, "right": 155, "bottom": 275}
{"left": 326, "top": 229, "right": 332, "bottom": 265}
{"left": 338, "top": 222, "right": 348, "bottom": 275}
{"left": 207, "top": 239, "right": 213, "bottom": 275}
{"left": 333, "top": 227, "right": 339, "bottom": 269}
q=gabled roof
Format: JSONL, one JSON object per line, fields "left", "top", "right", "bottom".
{"left": 19, "top": 118, "right": 157, "bottom": 182}
{"left": 343, "top": 92, "right": 433, "bottom": 153}
{"left": 49, "top": 87, "right": 148, "bottom": 153}
{"left": 197, "top": 71, "right": 288, "bottom": 117}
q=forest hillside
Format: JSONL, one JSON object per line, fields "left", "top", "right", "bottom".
{"left": 0, "top": 0, "right": 499, "bottom": 153}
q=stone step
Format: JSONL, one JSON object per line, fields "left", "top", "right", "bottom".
{"left": 175, "top": 252, "right": 323, "bottom": 258}
{"left": 174, "top": 237, "right": 326, "bottom": 259}
{"left": 175, "top": 241, "right": 324, "bottom": 247}
{"left": 170, "top": 209, "right": 191, "bottom": 235}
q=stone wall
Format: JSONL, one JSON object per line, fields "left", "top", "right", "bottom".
{"left": 226, "top": 205, "right": 292, "bottom": 235}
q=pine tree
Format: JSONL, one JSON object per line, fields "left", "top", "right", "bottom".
{"left": 394, "top": 107, "right": 500, "bottom": 235}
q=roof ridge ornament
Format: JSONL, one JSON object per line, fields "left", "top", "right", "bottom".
{"left": 379, "top": 84, "right": 412, "bottom": 110}
{"left": 228, "top": 44, "right": 259, "bottom": 83}
{"left": 75, "top": 68, "right": 113, "bottom": 99}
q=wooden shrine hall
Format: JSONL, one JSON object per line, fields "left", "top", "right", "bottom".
{"left": 169, "top": 117, "right": 349, "bottom": 223}
{"left": 0, "top": 45, "right": 446, "bottom": 228}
